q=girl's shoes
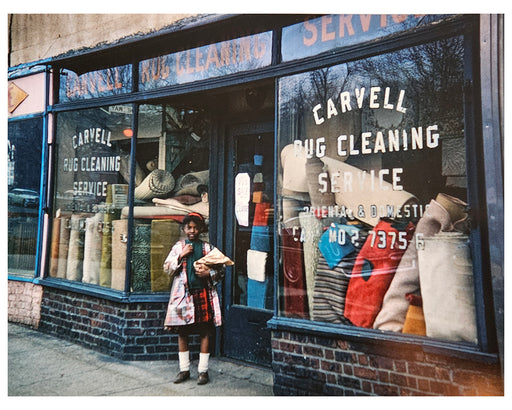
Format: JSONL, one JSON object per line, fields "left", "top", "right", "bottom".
{"left": 174, "top": 370, "right": 190, "bottom": 384}
{"left": 197, "top": 371, "right": 209, "bottom": 385}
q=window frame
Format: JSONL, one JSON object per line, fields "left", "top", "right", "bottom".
{"left": 7, "top": 114, "right": 46, "bottom": 280}
{"left": 7, "top": 66, "right": 50, "bottom": 281}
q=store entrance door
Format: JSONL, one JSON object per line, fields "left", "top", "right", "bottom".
{"left": 222, "top": 122, "right": 274, "bottom": 367}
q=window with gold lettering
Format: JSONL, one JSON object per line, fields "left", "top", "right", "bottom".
{"left": 277, "top": 36, "right": 477, "bottom": 345}
{"left": 50, "top": 102, "right": 212, "bottom": 292}
{"left": 49, "top": 105, "right": 133, "bottom": 288}
{"left": 139, "top": 32, "right": 272, "bottom": 90}
{"left": 59, "top": 65, "right": 132, "bottom": 103}
{"left": 281, "top": 14, "right": 447, "bottom": 62}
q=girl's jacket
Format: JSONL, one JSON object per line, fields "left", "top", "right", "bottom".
{"left": 164, "top": 240, "right": 223, "bottom": 327}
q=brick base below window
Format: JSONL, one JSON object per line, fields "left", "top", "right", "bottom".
{"left": 39, "top": 287, "right": 201, "bottom": 361}
{"left": 271, "top": 330, "right": 503, "bottom": 396}
{"left": 8, "top": 281, "right": 43, "bottom": 328}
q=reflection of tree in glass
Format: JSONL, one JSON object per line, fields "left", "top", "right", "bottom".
{"left": 350, "top": 36, "right": 464, "bottom": 136}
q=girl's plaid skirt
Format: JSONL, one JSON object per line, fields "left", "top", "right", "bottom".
{"left": 167, "top": 287, "right": 214, "bottom": 335}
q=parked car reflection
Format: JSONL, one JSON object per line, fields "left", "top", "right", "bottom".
{"left": 8, "top": 188, "right": 39, "bottom": 208}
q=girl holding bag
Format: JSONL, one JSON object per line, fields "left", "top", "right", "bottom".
{"left": 163, "top": 212, "right": 228, "bottom": 385}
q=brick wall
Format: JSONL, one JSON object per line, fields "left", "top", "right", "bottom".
{"left": 8, "top": 280, "right": 43, "bottom": 328}
{"left": 38, "top": 287, "right": 201, "bottom": 361}
{"left": 271, "top": 330, "right": 503, "bottom": 396}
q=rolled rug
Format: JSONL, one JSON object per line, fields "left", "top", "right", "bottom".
{"left": 56, "top": 216, "right": 71, "bottom": 279}
{"left": 373, "top": 198, "right": 453, "bottom": 332}
{"left": 151, "top": 219, "right": 181, "bottom": 292}
{"left": 171, "top": 194, "right": 202, "bottom": 205}
{"left": 49, "top": 216, "right": 61, "bottom": 278}
{"left": 174, "top": 170, "right": 209, "bottom": 196}
{"left": 318, "top": 223, "right": 361, "bottom": 269}
{"left": 282, "top": 227, "right": 308, "bottom": 319}
{"left": 82, "top": 212, "right": 104, "bottom": 285}
{"left": 99, "top": 205, "right": 113, "bottom": 287}
{"left": 311, "top": 224, "right": 366, "bottom": 325}
{"left": 110, "top": 219, "right": 128, "bottom": 291}
{"left": 134, "top": 169, "right": 175, "bottom": 200}
{"left": 417, "top": 232, "right": 477, "bottom": 343}
{"left": 152, "top": 197, "right": 209, "bottom": 218}
{"left": 306, "top": 156, "right": 336, "bottom": 208}
{"left": 312, "top": 253, "right": 354, "bottom": 325}
{"left": 298, "top": 212, "right": 323, "bottom": 312}
{"left": 344, "top": 219, "right": 415, "bottom": 328}
{"left": 66, "top": 214, "right": 86, "bottom": 282}
{"left": 402, "top": 293, "right": 426, "bottom": 336}
{"left": 131, "top": 222, "right": 152, "bottom": 292}
{"left": 252, "top": 202, "right": 271, "bottom": 226}
{"left": 122, "top": 205, "right": 190, "bottom": 220}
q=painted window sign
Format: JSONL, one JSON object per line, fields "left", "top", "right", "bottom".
{"left": 54, "top": 106, "right": 132, "bottom": 213}
{"left": 277, "top": 36, "right": 477, "bottom": 344}
{"left": 49, "top": 106, "right": 133, "bottom": 287}
{"left": 59, "top": 65, "right": 132, "bottom": 102}
{"left": 139, "top": 31, "right": 272, "bottom": 90}
{"left": 281, "top": 14, "right": 447, "bottom": 62}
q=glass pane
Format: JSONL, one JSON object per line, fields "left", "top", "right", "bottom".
{"left": 139, "top": 31, "right": 272, "bottom": 90}
{"left": 59, "top": 65, "right": 132, "bottom": 103}
{"left": 8, "top": 118, "right": 43, "bottom": 277}
{"left": 130, "top": 104, "right": 211, "bottom": 292}
{"left": 50, "top": 105, "right": 133, "bottom": 288}
{"left": 277, "top": 36, "right": 478, "bottom": 344}
{"left": 232, "top": 133, "right": 274, "bottom": 309}
{"left": 281, "top": 14, "right": 448, "bottom": 62}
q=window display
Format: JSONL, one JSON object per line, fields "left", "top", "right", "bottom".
{"left": 129, "top": 104, "right": 211, "bottom": 292}
{"left": 49, "top": 103, "right": 212, "bottom": 293}
{"left": 50, "top": 106, "right": 132, "bottom": 288}
{"left": 277, "top": 36, "right": 477, "bottom": 344}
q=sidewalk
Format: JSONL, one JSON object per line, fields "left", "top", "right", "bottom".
{"left": 7, "top": 322, "right": 273, "bottom": 396}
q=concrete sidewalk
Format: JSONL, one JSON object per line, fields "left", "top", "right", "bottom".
{"left": 8, "top": 322, "right": 273, "bottom": 396}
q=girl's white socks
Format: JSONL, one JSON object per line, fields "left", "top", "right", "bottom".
{"left": 178, "top": 351, "right": 190, "bottom": 372}
{"left": 198, "top": 352, "right": 210, "bottom": 373}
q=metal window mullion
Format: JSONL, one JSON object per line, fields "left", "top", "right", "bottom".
{"left": 35, "top": 66, "right": 54, "bottom": 279}
{"left": 462, "top": 21, "right": 493, "bottom": 354}
{"left": 124, "top": 103, "right": 139, "bottom": 294}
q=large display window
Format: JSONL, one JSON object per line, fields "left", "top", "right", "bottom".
{"left": 49, "top": 102, "right": 212, "bottom": 293}
{"left": 127, "top": 103, "right": 211, "bottom": 293}
{"left": 50, "top": 105, "right": 133, "bottom": 287}
{"left": 277, "top": 35, "right": 478, "bottom": 344}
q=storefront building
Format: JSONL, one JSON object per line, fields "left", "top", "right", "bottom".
{"left": 8, "top": 14, "right": 504, "bottom": 395}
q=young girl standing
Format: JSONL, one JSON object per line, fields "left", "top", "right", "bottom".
{"left": 163, "top": 212, "right": 225, "bottom": 385}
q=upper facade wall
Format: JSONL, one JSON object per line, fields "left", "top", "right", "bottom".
{"left": 8, "top": 14, "right": 197, "bottom": 68}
